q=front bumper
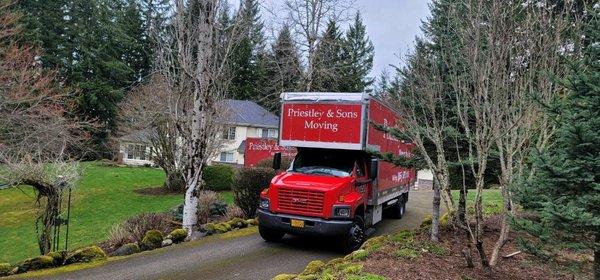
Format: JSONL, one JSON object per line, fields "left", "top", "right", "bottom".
{"left": 257, "top": 209, "right": 352, "bottom": 236}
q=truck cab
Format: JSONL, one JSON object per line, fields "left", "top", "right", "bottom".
{"left": 257, "top": 92, "right": 415, "bottom": 252}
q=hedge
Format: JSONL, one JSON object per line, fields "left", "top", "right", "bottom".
{"left": 203, "top": 164, "right": 235, "bottom": 191}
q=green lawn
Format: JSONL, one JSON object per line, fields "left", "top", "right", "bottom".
{"left": 451, "top": 189, "right": 503, "bottom": 214}
{"left": 0, "top": 162, "right": 232, "bottom": 264}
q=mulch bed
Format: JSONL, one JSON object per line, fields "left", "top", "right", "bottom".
{"left": 133, "top": 187, "right": 183, "bottom": 196}
{"left": 361, "top": 215, "right": 593, "bottom": 280}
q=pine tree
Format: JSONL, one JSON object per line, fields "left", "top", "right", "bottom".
{"left": 262, "top": 24, "right": 302, "bottom": 113}
{"left": 228, "top": 0, "right": 267, "bottom": 101}
{"left": 312, "top": 20, "right": 345, "bottom": 92}
{"left": 340, "top": 12, "right": 374, "bottom": 92}
{"left": 514, "top": 12, "right": 600, "bottom": 278}
{"left": 17, "top": 0, "right": 152, "bottom": 157}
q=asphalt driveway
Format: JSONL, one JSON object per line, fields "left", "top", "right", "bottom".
{"left": 31, "top": 190, "right": 434, "bottom": 280}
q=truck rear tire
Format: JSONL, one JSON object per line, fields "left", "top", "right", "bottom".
{"left": 259, "top": 225, "right": 284, "bottom": 242}
{"left": 389, "top": 196, "right": 406, "bottom": 219}
{"left": 340, "top": 216, "right": 366, "bottom": 253}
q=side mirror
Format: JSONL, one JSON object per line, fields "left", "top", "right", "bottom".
{"left": 273, "top": 152, "right": 282, "bottom": 170}
{"left": 369, "top": 158, "right": 379, "bottom": 180}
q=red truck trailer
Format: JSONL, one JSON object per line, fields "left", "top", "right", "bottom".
{"left": 258, "top": 92, "right": 416, "bottom": 252}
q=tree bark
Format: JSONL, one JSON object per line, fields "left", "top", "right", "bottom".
{"left": 431, "top": 177, "right": 441, "bottom": 242}
{"left": 489, "top": 212, "right": 510, "bottom": 266}
{"left": 594, "top": 234, "right": 599, "bottom": 280}
{"left": 182, "top": 180, "right": 199, "bottom": 235}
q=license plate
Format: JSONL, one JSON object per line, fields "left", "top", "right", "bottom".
{"left": 290, "top": 219, "right": 305, "bottom": 228}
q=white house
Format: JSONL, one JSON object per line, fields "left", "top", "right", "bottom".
{"left": 211, "top": 99, "right": 279, "bottom": 165}
{"left": 118, "top": 99, "right": 279, "bottom": 166}
{"left": 118, "top": 130, "right": 155, "bottom": 166}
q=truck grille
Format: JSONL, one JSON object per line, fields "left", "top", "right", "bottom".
{"left": 277, "top": 187, "right": 324, "bottom": 214}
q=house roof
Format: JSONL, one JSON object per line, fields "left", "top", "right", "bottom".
{"left": 119, "top": 129, "right": 154, "bottom": 143}
{"left": 119, "top": 100, "right": 278, "bottom": 143}
{"left": 223, "top": 99, "right": 279, "bottom": 128}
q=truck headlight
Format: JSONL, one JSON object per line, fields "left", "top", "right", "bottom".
{"left": 333, "top": 206, "right": 351, "bottom": 218}
{"left": 260, "top": 198, "right": 270, "bottom": 209}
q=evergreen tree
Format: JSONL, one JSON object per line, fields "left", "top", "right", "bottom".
{"left": 17, "top": 0, "right": 152, "bottom": 157}
{"left": 228, "top": 0, "right": 267, "bottom": 101}
{"left": 340, "top": 12, "right": 374, "bottom": 92}
{"left": 312, "top": 20, "right": 345, "bottom": 91}
{"left": 262, "top": 24, "right": 302, "bottom": 113}
{"left": 514, "top": 12, "right": 600, "bottom": 278}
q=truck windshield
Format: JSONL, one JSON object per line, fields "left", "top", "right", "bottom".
{"left": 291, "top": 149, "right": 355, "bottom": 177}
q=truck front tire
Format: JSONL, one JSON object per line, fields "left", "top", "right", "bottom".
{"left": 259, "top": 225, "right": 285, "bottom": 242}
{"left": 341, "top": 216, "right": 366, "bottom": 253}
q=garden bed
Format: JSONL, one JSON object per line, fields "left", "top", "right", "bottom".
{"left": 277, "top": 214, "right": 593, "bottom": 280}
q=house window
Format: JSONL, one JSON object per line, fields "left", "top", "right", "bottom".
{"left": 268, "top": 129, "right": 278, "bottom": 138}
{"left": 127, "top": 144, "right": 147, "bottom": 160}
{"left": 219, "top": 152, "right": 235, "bottom": 163}
{"left": 223, "top": 126, "right": 236, "bottom": 140}
{"left": 258, "top": 128, "right": 278, "bottom": 138}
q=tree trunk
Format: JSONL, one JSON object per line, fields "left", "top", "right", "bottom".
{"left": 594, "top": 234, "right": 599, "bottom": 280}
{"left": 474, "top": 171, "right": 489, "bottom": 267}
{"left": 182, "top": 180, "right": 199, "bottom": 235}
{"left": 431, "top": 178, "right": 441, "bottom": 242}
{"left": 458, "top": 187, "right": 467, "bottom": 226}
{"left": 489, "top": 212, "right": 510, "bottom": 266}
{"left": 38, "top": 193, "right": 59, "bottom": 255}
{"left": 476, "top": 240, "right": 489, "bottom": 267}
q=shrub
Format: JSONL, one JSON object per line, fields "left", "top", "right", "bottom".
{"left": 422, "top": 242, "right": 448, "bottom": 256}
{"left": 246, "top": 218, "right": 258, "bottom": 226}
{"left": 349, "top": 249, "right": 369, "bottom": 261}
{"left": 342, "top": 264, "right": 363, "bottom": 275}
{"left": 225, "top": 205, "right": 245, "bottom": 220}
{"left": 389, "top": 230, "right": 414, "bottom": 244}
{"left": 46, "top": 251, "right": 67, "bottom": 266}
{"left": 168, "top": 228, "right": 188, "bottom": 243}
{"left": 256, "top": 156, "right": 294, "bottom": 170}
{"left": 140, "top": 230, "right": 164, "bottom": 251}
{"left": 395, "top": 248, "right": 420, "bottom": 259}
{"left": 273, "top": 274, "right": 297, "bottom": 280}
{"left": 64, "top": 246, "right": 107, "bottom": 265}
{"left": 226, "top": 217, "right": 248, "bottom": 229}
{"left": 198, "top": 191, "right": 230, "bottom": 223}
{"left": 0, "top": 263, "right": 12, "bottom": 276}
{"left": 111, "top": 243, "right": 140, "bottom": 256}
{"left": 203, "top": 164, "right": 235, "bottom": 191}
{"left": 17, "top": 255, "right": 54, "bottom": 273}
{"left": 360, "top": 235, "right": 388, "bottom": 251}
{"left": 213, "top": 222, "right": 231, "bottom": 233}
{"left": 232, "top": 167, "right": 276, "bottom": 218}
{"left": 103, "top": 213, "right": 173, "bottom": 253}
{"left": 169, "top": 203, "right": 184, "bottom": 221}
{"left": 419, "top": 214, "right": 432, "bottom": 230}
{"left": 203, "top": 223, "right": 216, "bottom": 234}
{"left": 301, "top": 260, "right": 325, "bottom": 275}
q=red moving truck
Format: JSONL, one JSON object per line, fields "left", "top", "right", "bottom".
{"left": 258, "top": 92, "right": 416, "bottom": 252}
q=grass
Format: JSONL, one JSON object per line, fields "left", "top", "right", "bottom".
{"left": 451, "top": 189, "right": 503, "bottom": 215}
{"left": 0, "top": 162, "right": 233, "bottom": 264}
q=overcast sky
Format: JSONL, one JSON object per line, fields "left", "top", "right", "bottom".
{"left": 355, "top": 0, "right": 431, "bottom": 77}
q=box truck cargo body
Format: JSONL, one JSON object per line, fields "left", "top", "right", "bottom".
{"left": 258, "top": 92, "right": 416, "bottom": 251}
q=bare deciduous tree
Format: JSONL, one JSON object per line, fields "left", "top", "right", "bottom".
{"left": 154, "top": 0, "right": 240, "bottom": 236}
{"left": 0, "top": 0, "right": 90, "bottom": 254}
{"left": 283, "top": 0, "right": 355, "bottom": 90}
{"left": 119, "top": 75, "right": 187, "bottom": 192}
{"left": 445, "top": 0, "right": 579, "bottom": 267}
{"left": 388, "top": 41, "right": 456, "bottom": 242}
